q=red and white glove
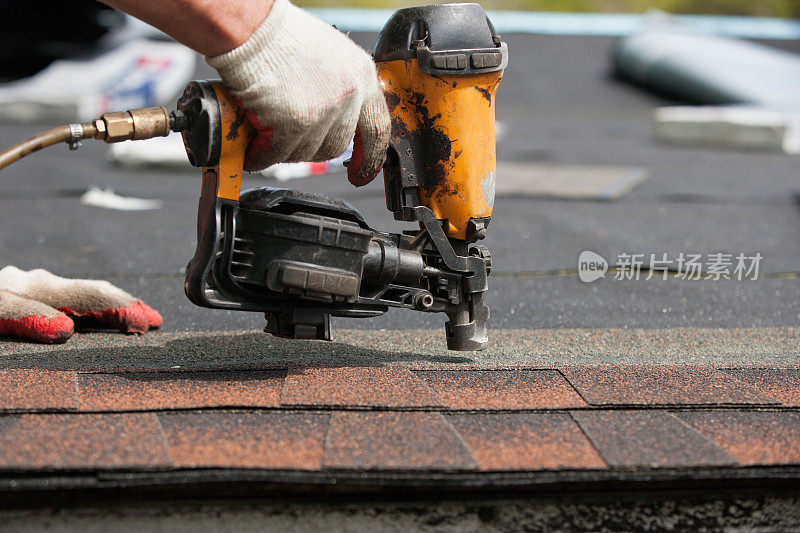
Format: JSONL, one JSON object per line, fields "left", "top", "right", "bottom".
{"left": 206, "top": 0, "right": 391, "bottom": 186}
{"left": 0, "top": 266, "right": 162, "bottom": 344}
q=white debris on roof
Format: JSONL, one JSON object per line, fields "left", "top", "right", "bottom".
{"left": 79, "top": 186, "right": 163, "bottom": 211}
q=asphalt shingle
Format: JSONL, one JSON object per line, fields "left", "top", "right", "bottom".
{"left": 414, "top": 370, "right": 587, "bottom": 410}
{"left": 0, "top": 369, "right": 78, "bottom": 412}
{"left": 159, "top": 411, "right": 329, "bottom": 469}
{"left": 721, "top": 368, "right": 800, "bottom": 406}
{"left": 677, "top": 410, "right": 800, "bottom": 466}
{"left": 447, "top": 412, "right": 606, "bottom": 470}
{"left": 78, "top": 370, "right": 285, "bottom": 411}
{"left": 0, "top": 413, "right": 171, "bottom": 470}
{"left": 324, "top": 411, "right": 477, "bottom": 470}
{"left": 281, "top": 366, "right": 442, "bottom": 408}
{"left": 562, "top": 365, "right": 777, "bottom": 406}
{"left": 571, "top": 410, "right": 736, "bottom": 467}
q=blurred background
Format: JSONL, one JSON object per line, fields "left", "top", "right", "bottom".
{"left": 1, "top": 0, "right": 798, "bottom": 82}
{"left": 297, "top": 0, "right": 800, "bottom": 16}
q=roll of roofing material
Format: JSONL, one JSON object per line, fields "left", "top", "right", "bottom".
{"left": 612, "top": 29, "right": 800, "bottom": 108}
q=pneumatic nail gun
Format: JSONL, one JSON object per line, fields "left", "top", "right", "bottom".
{"left": 177, "top": 4, "right": 507, "bottom": 350}
{"left": 0, "top": 4, "right": 507, "bottom": 350}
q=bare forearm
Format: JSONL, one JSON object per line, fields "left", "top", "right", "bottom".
{"left": 100, "top": 0, "right": 274, "bottom": 56}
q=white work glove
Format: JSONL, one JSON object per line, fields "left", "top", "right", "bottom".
{"left": 207, "top": 0, "right": 391, "bottom": 186}
{"left": 0, "top": 266, "right": 162, "bottom": 344}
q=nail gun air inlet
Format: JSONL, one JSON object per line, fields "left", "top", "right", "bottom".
{"left": 0, "top": 106, "right": 182, "bottom": 172}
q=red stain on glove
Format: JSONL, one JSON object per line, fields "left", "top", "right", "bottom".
{"left": 347, "top": 126, "right": 385, "bottom": 187}
{"left": 0, "top": 314, "right": 74, "bottom": 344}
{"left": 233, "top": 95, "right": 275, "bottom": 171}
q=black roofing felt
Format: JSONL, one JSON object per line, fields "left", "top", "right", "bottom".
{"left": 0, "top": 33, "right": 797, "bottom": 334}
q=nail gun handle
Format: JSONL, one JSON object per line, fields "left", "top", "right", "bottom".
{"left": 177, "top": 80, "right": 252, "bottom": 203}
{"left": 177, "top": 80, "right": 255, "bottom": 311}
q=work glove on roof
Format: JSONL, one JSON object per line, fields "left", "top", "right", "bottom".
{"left": 206, "top": 0, "right": 391, "bottom": 186}
{"left": 0, "top": 266, "right": 162, "bottom": 344}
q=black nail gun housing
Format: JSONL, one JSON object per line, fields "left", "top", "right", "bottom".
{"left": 179, "top": 3, "right": 504, "bottom": 350}
{"left": 183, "top": 180, "right": 489, "bottom": 350}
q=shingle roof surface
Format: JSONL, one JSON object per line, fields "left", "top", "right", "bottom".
{"left": 0, "top": 365, "right": 797, "bottom": 478}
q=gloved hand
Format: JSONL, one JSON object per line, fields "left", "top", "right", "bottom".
{"left": 0, "top": 266, "right": 162, "bottom": 344}
{"left": 207, "top": 0, "right": 391, "bottom": 186}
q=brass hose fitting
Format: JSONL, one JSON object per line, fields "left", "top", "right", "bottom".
{"left": 92, "top": 106, "right": 171, "bottom": 143}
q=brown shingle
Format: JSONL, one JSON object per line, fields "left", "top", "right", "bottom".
{"left": 571, "top": 410, "right": 736, "bottom": 468}
{"left": 561, "top": 365, "right": 776, "bottom": 406}
{"left": 677, "top": 410, "right": 800, "bottom": 466}
{"left": 281, "top": 366, "right": 442, "bottom": 408}
{"left": 721, "top": 368, "right": 800, "bottom": 406}
{"left": 0, "top": 370, "right": 77, "bottom": 412}
{"left": 414, "top": 370, "right": 586, "bottom": 409}
{"left": 0, "top": 413, "right": 171, "bottom": 470}
{"left": 447, "top": 413, "right": 606, "bottom": 470}
{"left": 324, "top": 411, "right": 477, "bottom": 470}
{"left": 160, "top": 411, "right": 329, "bottom": 469}
{"left": 78, "top": 370, "right": 284, "bottom": 411}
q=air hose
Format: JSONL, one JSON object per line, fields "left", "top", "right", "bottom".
{"left": 0, "top": 106, "right": 187, "bottom": 171}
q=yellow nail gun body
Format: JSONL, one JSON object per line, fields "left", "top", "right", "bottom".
{"left": 375, "top": 4, "right": 506, "bottom": 241}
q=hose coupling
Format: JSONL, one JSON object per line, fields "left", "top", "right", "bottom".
{"left": 92, "top": 106, "right": 171, "bottom": 143}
